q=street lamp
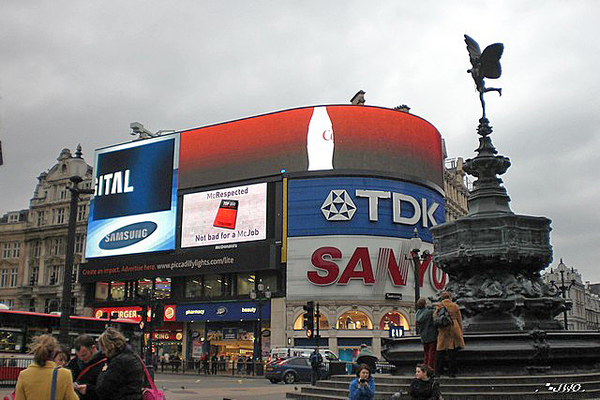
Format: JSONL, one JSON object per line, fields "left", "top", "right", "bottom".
{"left": 409, "top": 228, "right": 423, "bottom": 308}
{"left": 549, "top": 258, "right": 576, "bottom": 331}
{"left": 250, "top": 279, "right": 271, "bottom": 361}
{"left": 59, "top": 145, "right": 93, "bottom": 346}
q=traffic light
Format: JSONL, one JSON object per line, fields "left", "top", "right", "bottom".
{"left": 303, "top": 301, "right": 315, "bottom": 339}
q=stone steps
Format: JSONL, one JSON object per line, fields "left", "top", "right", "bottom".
{"left": 286, "top": 373, "right": 600, "bottom": 400}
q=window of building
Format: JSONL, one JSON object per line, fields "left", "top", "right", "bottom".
{"left": 70, "top": 297, "right": 77, "bottom": 314}
{"left": 138, "top": 279, "right": 153, "bottom": 297}
{"left": 0, "top": 269, "right": 17, "bottom": 287}
{"left": 2, "top": 243, "right": 10, "bottom": 259}
{"left": 95, "top": 282, "right": 109, "bottom": 301}
{"left": 204, "top": 275, "right": 222, "bottom": 298}
{"left": 336, "top": 310, "right": 373, "bottom": 330}
{"left": 293, "top": 313, "right": 330, "bottom": 330}
{"left": 30, "top": 266, "right": 39, "bottom": 286}
{"left": 32, "top": 241, "right": 41, "bottom": 258}
{"left": 185, "top": 278, "right": 203, "bottom": 298}
{"left": 51, "top": 238, "right": 63, "bottom": 256}
{"left": 72, "top": 264, "right": 79, "bottom": 284}
{"left": 55, "top": 208, "right": 65, "bottom": 224}
{"left": 379, "top": 312, "right": 409, "bottom": 330}
{"left": 237, "top": 273, "right": 255, "bottom": 296}
{"left": 29, "top": 299, "right": 35, "bottom": 312}
{"left": 7, "top": 213, "right": 18, "bottom": 223}
{"left": 37, "top": 210, "right": 45, "bottom": 226}
{"left": 110, "top": 281, "right": 126, "bottom": 301}
{"left": 48, "top": 265, "right": 60, "bottom": 285}
{"left": 59, "top": 186, "right": 68, "bottom": 200}
{"left": 154, "top": 278, "right": 171, "bottom": 299}
{"left": 11, "top": 243, "right": 20, "bottom": 258}
{"left": 1, "top": 242, "right": 20, "bottom": 259}
{"left": 77, "top": 204, "right": 87, "bottom": 221}
{"left": 75, "top": 235, "right": 84, "bottom": 254}
{"left": 44, "top": 298, "right": 60, "bottom": 313}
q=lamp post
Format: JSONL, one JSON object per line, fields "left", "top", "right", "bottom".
{"left": 250, "top": 279, "right": 271, "bottom": 362}
{"left": 409, "top": 228, "right": 423, "bottom": 308}
{"left": 59, "top": 145, "right": 93, "bottom": 346}
{"left": 550, "top": 258, "right": 576, "bottom": 331}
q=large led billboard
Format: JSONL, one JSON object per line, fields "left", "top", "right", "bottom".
{"left": 181, "top": 182, "right": 267, "bottom": 248}
{"left": 287, "top": 177, "right": 445, "bottom": 242}
{"left": 85, "top": 134, "right": 179, "bottom": 258}
{"left": 179, "top": 105, "right": 444, "bottom": 190}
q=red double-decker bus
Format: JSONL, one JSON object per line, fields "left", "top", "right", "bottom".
{"left": 0, "top": 309, "right": 139, "bottom": 384}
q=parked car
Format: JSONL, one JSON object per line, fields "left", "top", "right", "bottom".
{"left": 265, "top": 356, "right": 328, "bottom": 384}
{"left": 270, "top": 347, "right": 339, "bottom": 363}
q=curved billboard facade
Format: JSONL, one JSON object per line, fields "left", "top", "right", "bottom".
{"left": 179, "top": 105, "right": 444, "bottom": 190}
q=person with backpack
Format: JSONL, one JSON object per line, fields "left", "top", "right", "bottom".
{"left": 434, "top": 291, "right": 465, "bottom": 377}
{"left": 309, "top": 349, "right": 323, "bottom": 385}
{"left": 416, "top": 298, "right": 438, "bottom": 371}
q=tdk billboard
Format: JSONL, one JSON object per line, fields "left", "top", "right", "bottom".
{"left": 287, "top": 177, "right": 445, "bottom": 242}
{"left": 85, "top": 135, "right": 180, "bottom": 258}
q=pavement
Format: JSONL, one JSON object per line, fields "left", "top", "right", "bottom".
{"left": 154, "top": 372, "right": 308, "bottom": 400}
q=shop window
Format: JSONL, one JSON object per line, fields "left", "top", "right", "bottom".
{"left": 204, "top": 275, "right": 222, "bottom": 298}
{"left": 138, "top": 278, "right": 153, "bottom": 296}
{"left": 336, "top": 310, "right": 372, "bottom": 330}
{"left": 0, "top": 330, "right": 24, "bottom": 352}
{"left": 261, "top": 274, "right": 278, "bottom": 294}
{"left": 95, "top": 282, "right": 109, "bottom": 301}
{"left": 379, "top": 312, "right": 409, "bottom": 330}
{"left": 155, "top": 278, "right": 171, "bottom": 299}
{"left": 237, "top": 273, "right": 255, "bottom": 296}
{"left": 293, "top": 313, "right": 330, "bottom": 330}
{"left": 110, "top": 281, "right": 126, "bottom": 301}
{"left": 185, "top": 278, "right": 203, "bottom": 298}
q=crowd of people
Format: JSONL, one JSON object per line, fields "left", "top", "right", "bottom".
{"left": 13, "top": 328, "right": 146, "bottom": 400}
{"left": 10, "top": 290, "right": 462, "bottom": 400}
{"left": 347, "top": 290, "right": 464, "bottom": 400}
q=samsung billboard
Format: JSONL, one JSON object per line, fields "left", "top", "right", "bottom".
{"left": 85, "top": 134, "right": 179, "bottom": 258}
{"left": 181, "top": 182, "right": 267, "bottom": 248}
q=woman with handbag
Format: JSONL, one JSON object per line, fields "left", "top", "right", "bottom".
{"left": 14, "top": 335, "right": 79, "bottom": 400}
{"left": 95, "top": 328, "right": 144, "bottom": 400}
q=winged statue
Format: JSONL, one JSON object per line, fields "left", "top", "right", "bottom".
{"left": 465, "top": 34, "right": 504, "bottom": 118}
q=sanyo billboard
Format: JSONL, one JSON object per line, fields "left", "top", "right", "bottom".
{"left": 286, "top": 177, "right": 448, "bottom": 301}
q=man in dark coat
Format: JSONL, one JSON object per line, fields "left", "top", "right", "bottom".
{"left": 67, "top": 334, "right": 107, "bottom": 400}
{"left": 416, "top": 298, "right": 437, "bottom": 371}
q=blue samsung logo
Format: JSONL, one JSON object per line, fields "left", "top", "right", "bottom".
{"left": 100, "top": 222, "right": 157, "bottom": 249}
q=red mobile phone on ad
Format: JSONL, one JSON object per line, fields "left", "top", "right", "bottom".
{"left": 213, "top": 199, "right": 238, "bottom": 229}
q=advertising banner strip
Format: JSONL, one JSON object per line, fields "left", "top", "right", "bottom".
{"left": 179, "top": 105, "right": 443, "bottom": 190}
{"left": 174, "top": 301, "right": 271, "bottom": 322}
{"left": 86, "top": 134, "right": 180, "bottom": 258}
{"left": 80, "top": 242, "right": 272, "bottom": 283}
{"left": 287, "top": 177, "right": 445, "bottom": 243}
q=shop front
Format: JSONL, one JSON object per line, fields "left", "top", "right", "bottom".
{"left": 164, "top": 301, "right": 271, "bottom": 361}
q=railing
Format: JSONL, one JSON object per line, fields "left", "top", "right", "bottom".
{"left": 152, "top": 359, "right": 395, "bottom": 376}
{"left": 0, "top": 358, "right": 32, "bottom": 387}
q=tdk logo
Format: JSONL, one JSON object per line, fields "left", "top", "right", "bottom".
{"left": 321, "top": 190, "right": 357, "bottom": 221}
{"left": 100, "top": 221, "right": 157, "bottom": 249}
{"left": 322, "top": 189, "right": 440, "bottom": 227}
{"left": 94, "top": 170, "right": 134, "bottom": 197}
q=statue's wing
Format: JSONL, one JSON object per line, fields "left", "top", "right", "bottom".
{"left": 481, "top": 43, "right": 504, "bottom": 79}
{"left": 464, "top": 34, "right": 481, "bottom": 66}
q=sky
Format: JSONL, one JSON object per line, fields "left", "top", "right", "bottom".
{"left": 1, "top": 1, "right": 599, "bottom": 280}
